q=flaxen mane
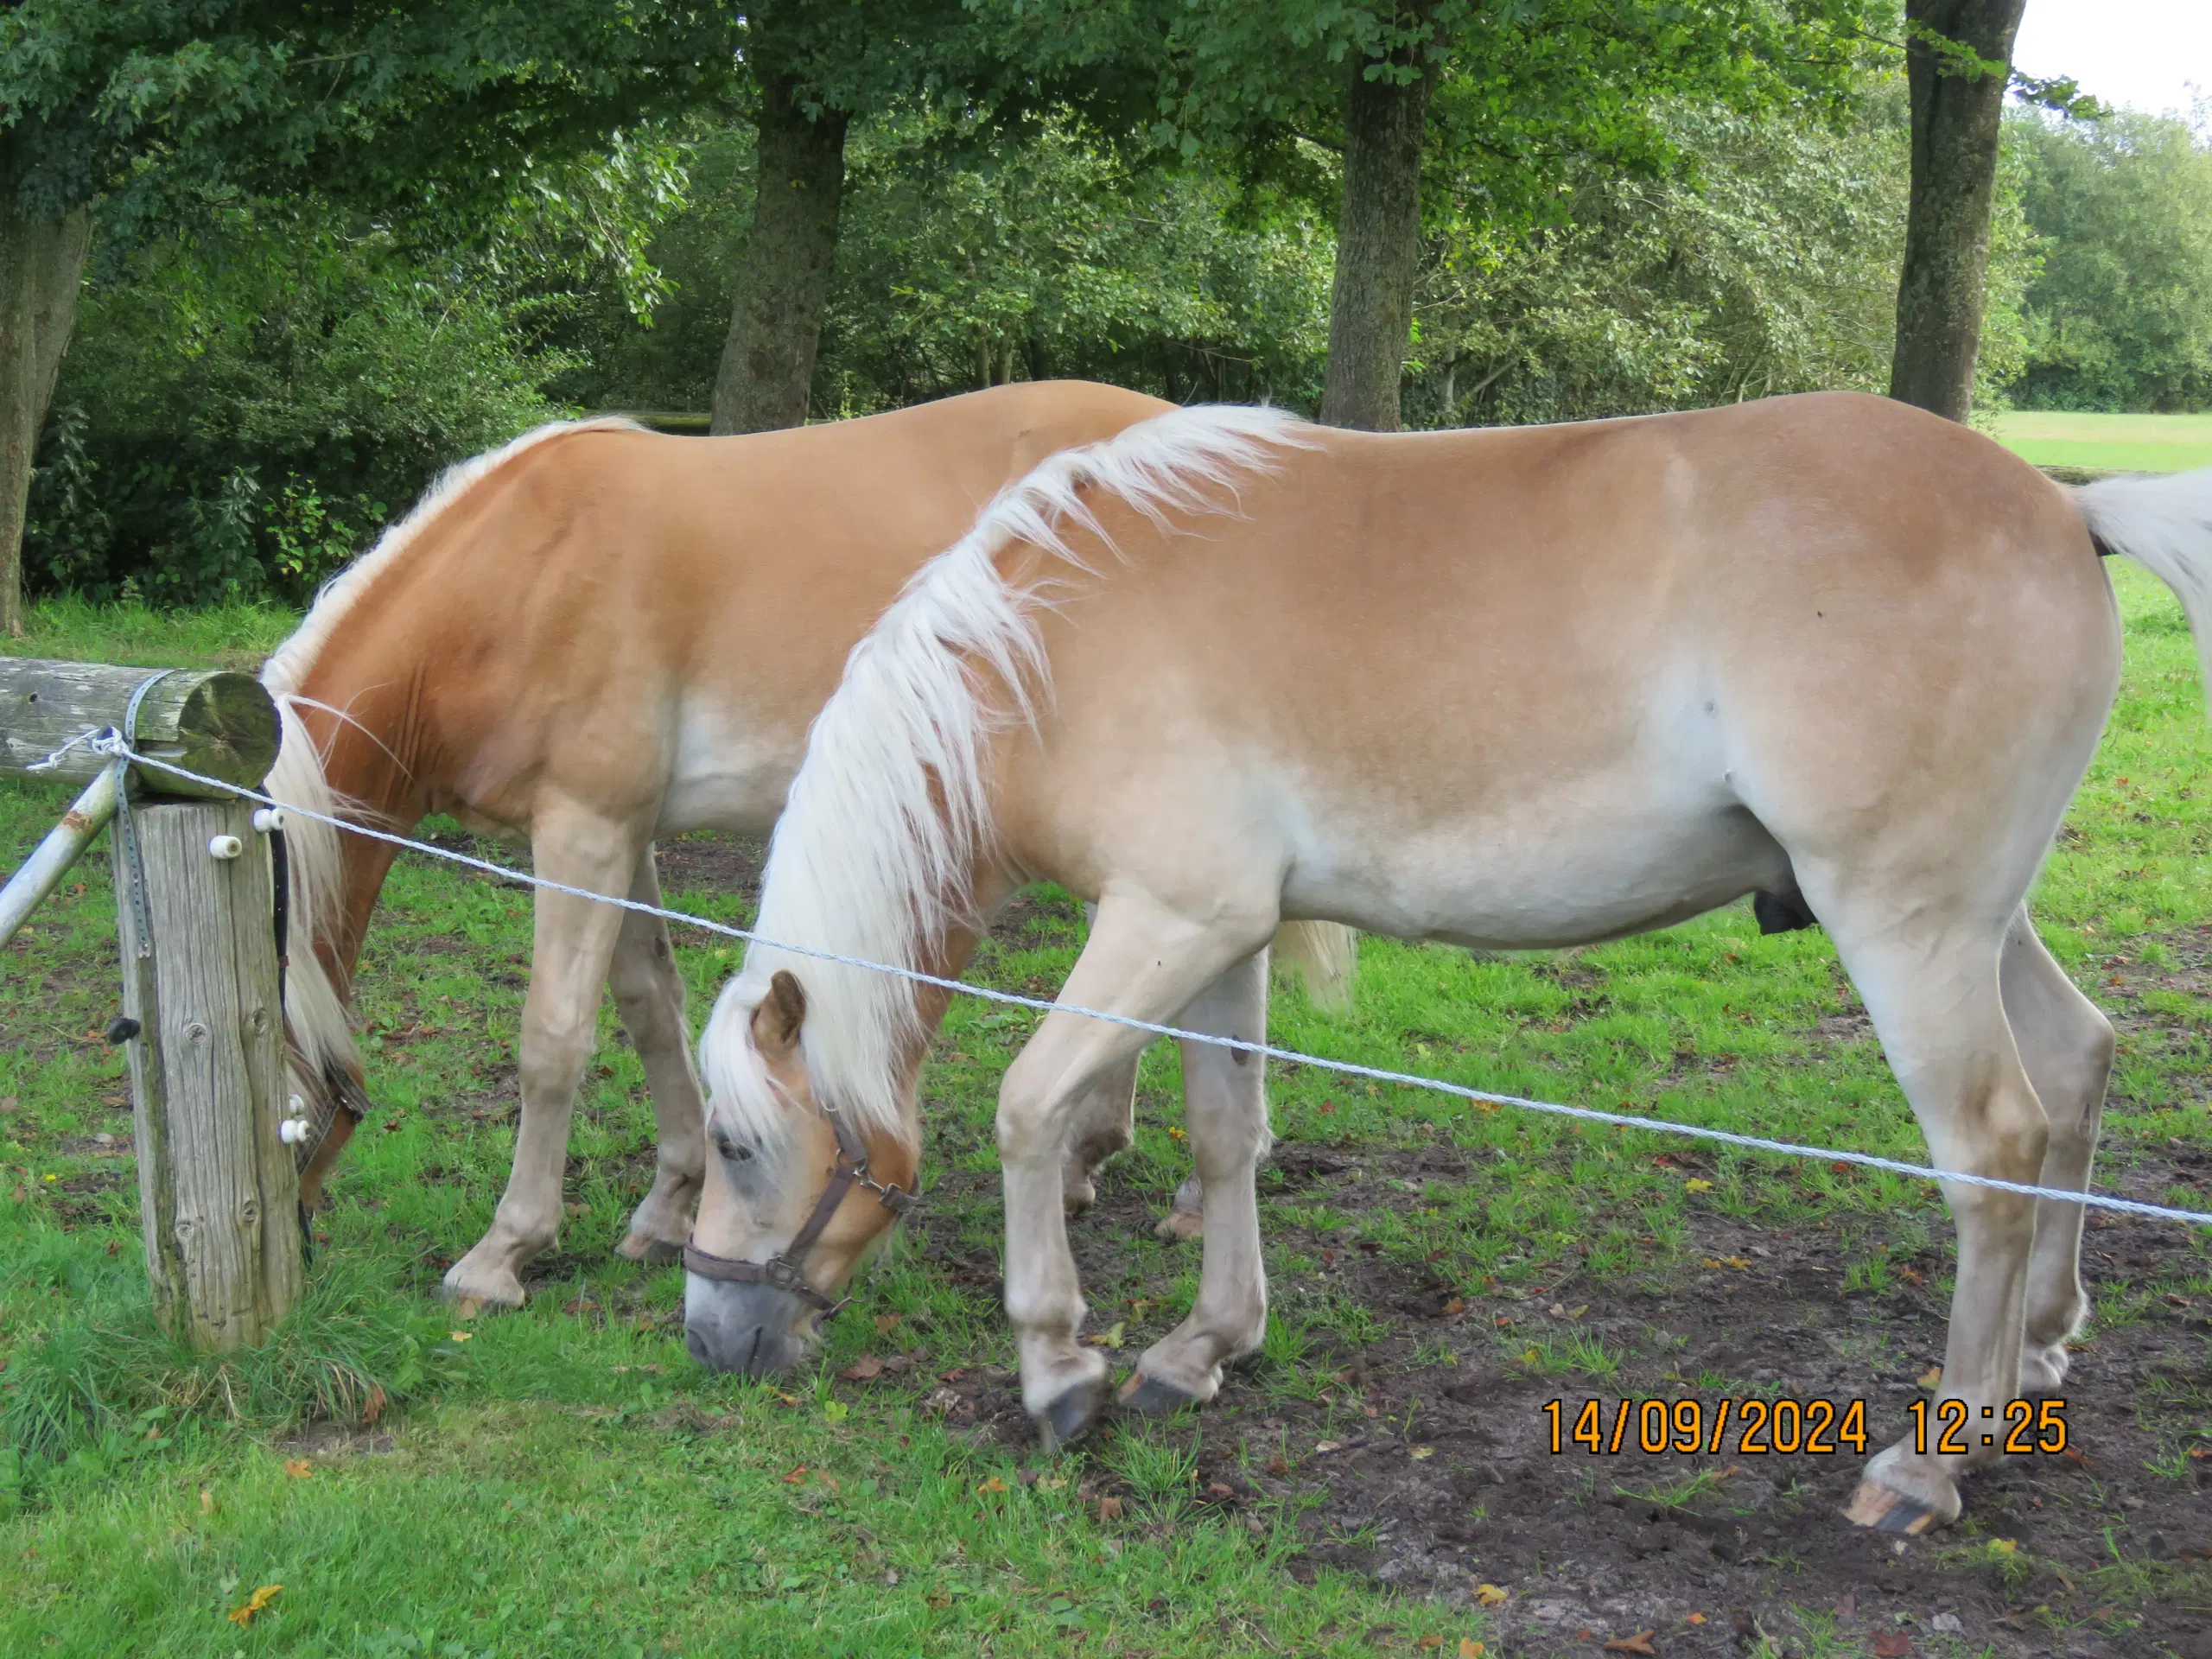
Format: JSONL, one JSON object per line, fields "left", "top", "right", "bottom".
{"left": 700, "top": 404, "right": 1309, "bottom": 1157}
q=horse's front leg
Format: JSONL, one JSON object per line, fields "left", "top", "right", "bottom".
{"left": 996, "top": 888, "right": 1268, "bottom": 1447}
{"left": 609, "top": 846, "right": 708, "bottom": 1264}
{"left": 443, "top": 804, "right": 641, "bottom": 1310}
{"left": 1122, "top": 947, "right": 1271, "bottom": 1413}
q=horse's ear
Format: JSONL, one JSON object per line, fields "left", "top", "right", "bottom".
{"left": 751, "top": 969, "right": 807, "bottom": 1058}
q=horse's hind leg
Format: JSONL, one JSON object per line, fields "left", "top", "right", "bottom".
{"left": 1823, "top": 911, "right": 2051, "bottom": 1534}
{"left": 996, "top": 888, "right": 1272, "bottom": 1446}
{"left": 443, "top": 804, "right": 639, "bottom": 1310}
{"left": 1059, "top": 906, "right": 1140, "bottom": 1217}
{"left": 609, "top": 847, "right": 708, "bottom": 1264}
{"left": 1999, "top": 908, "right": 2116, "bottom": 1391}
{"left": 1122, "top": 946, "right": 1272, "bottom": 1413}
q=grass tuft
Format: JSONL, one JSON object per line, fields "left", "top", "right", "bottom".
{"left": 3, "top": 1255, "right": 453, "bottom": 1471}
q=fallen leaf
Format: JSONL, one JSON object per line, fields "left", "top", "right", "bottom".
{"left": 361, "top": 1384, "right": 387, "bottom": 1427}
{"left": 1601, "top": 1635, "right": 1656, "bottom": 1656}
{"left": 448, "top": 1331, "right": 473, "bottom": 1344}
{"left": 1521, "top": 1346, "right": 1541, "bottom": 1364}
{"left": 2188, "top": 1445, "right": 2209, "bottom": 1460}
{"left": 1700, "top": 1255, "right": 1751, "bottom": 1270}
{"left": 1685, "top": 1179, "right": 1714, "bottom": 1193}
{"left": 1096, "top": 1495, "right": 1123, "bottom": 1521}
{"left": 1409, "top": 1446, "right": 1435, "bottom": 1460}
{"left": 1039, "top": 1476, "right": 1067, "bottom": 1491}
{"left": 1417, "top": 1636, "right": 1442, "bottom": 1651}
{"left": 199, "top": 1489, "right": 214, "bottom": 1515}
{"left": 1474, "top": 1584, "right": 1508, "bottom": 1608}
{"left": 781, "top": 1465, "right": 808, "bottom": 1485}
{"left": 1872, "top": 1631, "right": 1911, "bottom": 1658}
{"left": 1989, "top": 1537, "right": 2017, "bottom": 1555}
{"left": 1313, "top": 1440, "right": 1342, "bottom": 1454}
{"left": 283, "top": 1459, "right": 313, "bottom": 1479}
{"left": 1916, "top": 1365, "right": 1943, "bottom": 1389}
{"left": 1442, "top": 1297, "right": 1465, "bottom": 1315}
{"left": 1318, "top": 1100, "right": 1337, "bottom": 1115}
{"left": 1684, "top": 1611, "right": 1706, "bottom": 1625}
{"left": 1166, "top": 1126, "right": 1186, "bottom": 1141}
{"left": 977, "top": 1476, "right": 1008, "bottom": 1495}
{"left": 226, "top": 1585, "right": 282, "bottom": 1626}
{"left": 1459, "top": 1641, "right": 1486, "bottom": 1658}
{"left": 1084, "top": 1322, "right": 1126, "bottom": 1350}
{"left": 840, "top": 1354, "right": 884, "bottom": 1381}
{"left": 874, "top": 1313, "right": 903, "bottom": 1335}
{"left": 1268, "top": 1454, "right": 1290, "bottom": 1475}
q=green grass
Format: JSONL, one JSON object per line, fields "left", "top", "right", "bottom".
{"left": 1989, "top": 410, "right": 2212, "bottom": 474}
{"left": 6, "top": 570, "right": 2212, "bottom": 1654}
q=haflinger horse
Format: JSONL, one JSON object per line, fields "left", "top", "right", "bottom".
{"left": 690, "top": 391, "right": 2212, "bottom": 1534}
{"left": 257, "top": 381, "right": 1353, "bottom": 1313}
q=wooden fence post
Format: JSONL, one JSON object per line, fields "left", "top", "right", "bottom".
{"left": 114, "top": 793, "right": 301, "bottom": 1349}
{"left": 2, "top": 656, "right": 296, "bottom": 1350}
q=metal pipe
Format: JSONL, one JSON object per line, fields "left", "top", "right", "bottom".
{"left": 0, "top": 760, "right": 122, "bottom": 949}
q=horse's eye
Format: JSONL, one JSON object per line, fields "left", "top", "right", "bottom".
{"left": 713, "top": 1135, "right": 754, "bottom": 1165}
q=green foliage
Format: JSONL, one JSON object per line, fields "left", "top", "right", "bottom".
{"left": 23, "top": 193, "right": 567, "bottom": 605}
{"left": 2009, "top": 106, "right": 2212, "bottom": 413}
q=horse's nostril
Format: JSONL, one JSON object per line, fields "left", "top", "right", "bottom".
{"left": 685, "top": 1327, "right": 712, "bottom": 1366}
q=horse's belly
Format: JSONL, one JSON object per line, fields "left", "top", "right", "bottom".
{"left": 1286, "top": 789, "right": 1790, "bottom": 951}
{"left": 656, "top": 704, "right": 795, "bottom": 837}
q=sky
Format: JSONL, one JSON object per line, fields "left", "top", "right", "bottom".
{"left": 2012, "top": 0, "right": 2212, "bottom": 121}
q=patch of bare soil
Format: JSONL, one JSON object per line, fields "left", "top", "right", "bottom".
{"left": 652, "top": 831, "right": 766, "bottom": 902}
{"left": 894, "top": 1151, "right": 2212, "bottom": 1658}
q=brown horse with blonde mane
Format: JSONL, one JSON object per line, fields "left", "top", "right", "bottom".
{"left": 258, "top": 382, "right": 1351, "bottom": 1311}
{"left": 688, "top": 391, "right": 2212, "bottom": 1535}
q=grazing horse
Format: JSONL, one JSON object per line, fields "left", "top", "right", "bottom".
{"left": 688, "top": 391, "right": 2212, "bottom": 1535}
{"left": 258, "top": 382, "right": 1352, "bottom": 1311}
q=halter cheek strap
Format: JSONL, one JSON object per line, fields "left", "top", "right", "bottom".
{"left": 682, "top": 1109, "right": 915, "bottom": 1319}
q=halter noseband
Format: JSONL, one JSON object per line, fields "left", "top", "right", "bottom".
{"left": 681, "top": 1108, "right": 915, "bottom": 1319}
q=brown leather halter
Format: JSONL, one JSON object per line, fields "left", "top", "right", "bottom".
{"left": 681, "top": 1109, "right": 915, "bottom": 1319}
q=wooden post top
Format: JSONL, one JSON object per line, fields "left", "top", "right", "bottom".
{"left": 0, "top": 658, "right": 279, "bottom": 798}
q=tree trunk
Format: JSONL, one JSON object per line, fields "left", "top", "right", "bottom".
{"left": 0, "top": 200, "right": 91, "bottom": 634}
{"left": 709, "top": 69, "right": 849, "bottom": 435}
{"left": 1888, "top": 0, "right": 2026, "bottom": 422}
{"left": 1319, "top": 49, "right": 1438, "bottom": 433}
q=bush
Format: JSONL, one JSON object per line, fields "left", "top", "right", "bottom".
{"left": 24, "top": 194, "right": 568, "bottom": 607}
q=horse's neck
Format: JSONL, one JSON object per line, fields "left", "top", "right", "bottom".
{"left": 295, "top": 657, "right": 435, "bottom": 988}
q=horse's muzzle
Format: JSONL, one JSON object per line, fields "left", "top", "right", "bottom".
{"left": 682, "top": 1274, "right": 819, "bottom": 1376}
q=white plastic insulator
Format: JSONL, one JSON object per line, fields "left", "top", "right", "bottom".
{"left": 289, "top": 1094, "right": 306, "bottom": 1114}
{"left": 208, "top": 835, "right": 245, "bottom": 861}
{"left": 252, "top": 807, "right": 285, "bottom": 834}
{"left": 279, "top": 1117, "right": 313, "bottom": 1146}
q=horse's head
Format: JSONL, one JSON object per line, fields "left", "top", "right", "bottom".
{"left": 683, "top": 969, "right": 919, "bottom": 1376}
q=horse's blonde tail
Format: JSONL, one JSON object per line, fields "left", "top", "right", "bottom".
{"left": 1272, "top": 920, "right": 1358, "bottom": 1014}
{"left": 2076, "top": 467, "right": 2212, "bottom": 703}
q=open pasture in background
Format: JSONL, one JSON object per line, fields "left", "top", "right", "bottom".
{"left": 1990, "top": 411, "right": 2212, "bottom": 474}
{"left": 2, "top": 563, "right": 2210, "bottom": 1657}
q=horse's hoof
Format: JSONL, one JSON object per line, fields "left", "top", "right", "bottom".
{"left": 1061, "top": 1177, "right": 1099, "bottom": 1218}
{"left": 441, "top": 1257, "right": 526, "bottom": 1311}
{"left": 617, "top": 1233, "right": 683, "bottom": 1265}
{"left": 1843, "top": 1479, "right": 1939, "bottom": 1535}
{"left": 1034, "top": 1378, "right": 1107, "bottom": 1453}
{"left": 1116, "top": 1370, "right": 1200, "bottom": 1418}
{"left": 1153, "top": 1207, "right": 1204, "bottom": 1243}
